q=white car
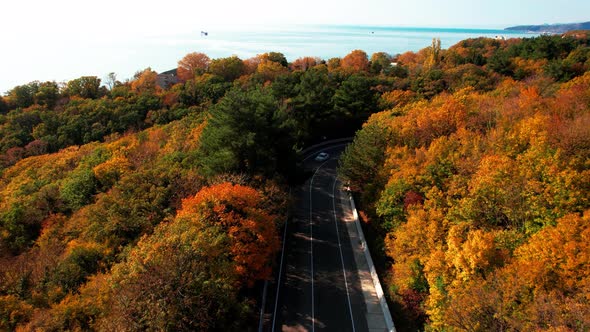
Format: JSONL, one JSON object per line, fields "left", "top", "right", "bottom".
{"left": 315, "top": 152, "right": 329, "bottom": 161}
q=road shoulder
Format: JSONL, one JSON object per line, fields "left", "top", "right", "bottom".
{"left": 338, "top": 187, "right": 396, "bottom": 332}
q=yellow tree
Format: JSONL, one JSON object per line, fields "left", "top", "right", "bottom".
{"left": 130, "top": 68, "right": 159, "bottom": 94}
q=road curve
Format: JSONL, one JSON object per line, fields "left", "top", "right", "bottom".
{"left": 268, "top": 146, "right": 369, "bottom": 332}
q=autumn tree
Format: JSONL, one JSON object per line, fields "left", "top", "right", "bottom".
{"left": 291, "top": 56, "right": 321, "bottom": 71}
{"left": 255, "top": 59, "right": 289, "bottom": 82}
{"left": 341, "top": 49, "right": 370, "bottom": 72}
{"left": 0, "top": 295, "right": 33, "bottom": 330}
{"left": 178, "top": 182, "right": 280, "bottom": 286}
{"left": 101, "top": 212, "right": 248, "bottom": 330}
{"left": 130, "top": 68, "right": 159, "bottom": 94}
{"left": 327, "top": 57, "right": 341, "bottom": 72}
{"left": 177, "top": 52, "right": 210, "bottom": 82}
{"left": 424, "top": 38, "right": 442, "bottom": 70}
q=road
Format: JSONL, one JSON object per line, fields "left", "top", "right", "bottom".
{"left": 267, "top": 145, "right": 371, "bottom": 331}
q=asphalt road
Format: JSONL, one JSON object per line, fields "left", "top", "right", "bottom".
{"left": 268, "top": 145, "right": 369, "bottom": 332}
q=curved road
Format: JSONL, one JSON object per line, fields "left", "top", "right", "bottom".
{"left": 266, "top": 145, "right": 382, "bottom": 331}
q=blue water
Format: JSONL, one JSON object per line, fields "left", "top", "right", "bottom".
{"left": 151, "top": 24, "right": 535, "bottom": 64}
{"left": 1, "top": 25, "right": 536, "bottom": 93}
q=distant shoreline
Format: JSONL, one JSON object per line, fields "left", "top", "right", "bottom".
{"left": 505, "top": 21, "right": 590, "bottom": 34}
{"left": 1, "top": 25, "right": 536, "bottom": 94}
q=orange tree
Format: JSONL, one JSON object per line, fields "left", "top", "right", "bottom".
{"left": 178, "top": 182, "right": 280, "bottom": 286}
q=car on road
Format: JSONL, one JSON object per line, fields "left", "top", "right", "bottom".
{"left": 314, "top": 152, "right": 329, "bottom": 161}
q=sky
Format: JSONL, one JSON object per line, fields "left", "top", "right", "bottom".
{"left": 1, "top": 0, "right": 589, "bottom": 93}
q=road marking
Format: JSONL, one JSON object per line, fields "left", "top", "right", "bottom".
{"left": 309, "top": 159, "right": 331, "bottom": 332}
{"left": 271, "top": 196, "right": 290, "bottom": 332}
{"left": 332, "top": 177, "right": 356, "bottom": 332}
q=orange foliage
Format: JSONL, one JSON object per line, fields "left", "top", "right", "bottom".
{"left": 357, "top": 61, "right": 590, "bottom": 329}
{"left": 513, "top": 57, "right": 547, "bottom": 78}
{"left": 291, "top": 56, "right": 321, "bottom": 71}
{"left": 130, "top": 68, "right": 159, "bottom": 94}
{"left": 341, "top": 49, "right": 369, "bottom": 72}
{"left": 243, "top": 57, "right": 261, "bottom": 75}
{"left": 179, "top": 183, "right": 279, "bottom": 286}
{"left": 515, "top": 211, "right": 590, "bottom": 292}
{"left": 177, "top": 52, "right": 210, "bottom": 82}
{"left": 380, "top": 89, "right": 417, "bottom": 109}
{"left": 397, "top": 51, "right": 425, "bottom": 72}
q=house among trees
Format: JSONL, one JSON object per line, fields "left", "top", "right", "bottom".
{"left": 156, "top": 69, "right": 179, "bottom": 89}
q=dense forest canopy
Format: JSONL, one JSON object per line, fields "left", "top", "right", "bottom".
{"left": 0, "top": 33, "right": 589, "bottom": 330}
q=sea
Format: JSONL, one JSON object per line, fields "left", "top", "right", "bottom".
{"left": 1, "top": 25, "right": 536, "bottom": 93}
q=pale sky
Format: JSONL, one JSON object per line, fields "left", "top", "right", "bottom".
{"left": 1, "top": 0, "right": 589, "bottom": 93}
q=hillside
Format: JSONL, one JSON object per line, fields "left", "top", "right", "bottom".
{"left": 506, "top": 21, "right": 590, "bottom": 33}
{"left": 1, "top": 34, "right": 590, "bottom": 330}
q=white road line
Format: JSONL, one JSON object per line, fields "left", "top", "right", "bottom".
{"left": 332, "top": 177, "right": 356, "bottom": 332}
{"left": 309, "top": 159, "right": 330, "bottom": 332}
{"left": 271, "top": 201, "right": 290, "bottom": 332}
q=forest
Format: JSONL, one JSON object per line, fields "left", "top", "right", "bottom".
{"left": 1, "top": 31, "right": 589, "bottom": 330}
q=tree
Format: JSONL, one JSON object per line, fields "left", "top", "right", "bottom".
{"left": 104, "top": 72, "right": 117, "bottom": 90}
{"left": 290, "top": 66, "right": 336, "bottom": 142}
{"left": 179, "top": 182, "right": 280, "bottom": 286}
{"left": 370, "top": 52, "right": 392, "bottom": 74}
{"left": 338, "top": 121, "right": 389, "bottom": 194}
{"left": 424, "top": 38, "right": 442, "bottom": 70}
{"left": 0, "top": 96, "right": 8, "bottom": 114}
{"left": 102, "top": 213, "right": 249, "bottom": 331}
{"left": 198, "top": 86, "right": 297, "bottom": 177}
{"left": 259, "top": 52, "right": 288, "bottom": 67}
{"left": 291, "top": 56, "right": 321, "bottom": 71}
{"left": 6, "top": 82, "right": 38, "bottom": 108}
{"left": 59, "top": 168, "right": 98, "bottom": 211}
{"left": 130, "top": 68, "right": 159, "bottom": 94}
{"left": 0, "top": 295, "right": 33, "bottom": 330}
{"left": 327, "top": 57, "right": 341, "bottom": 72}
{"left": 332, "top": 74, "right": 378, "bottom": 122}
{"left": 65, "top": 76, "right": 102, "bottom": 99}
{"left": 34, "top": 81, "right": 60, "bottom": 108}
{"left": 177, "top": 52, "right": 210, "bottom": 82}
{"left": 179, "top": 73, "right": 231, "bottom": 106}
{"left": 208, "top": 56, "right": 245, "bottom": 82}
{"left": 341, "top": 50, "right": 370, "bottom": 72}
{"left": 255, "top": 60, "right": 289, "bottom": 82}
